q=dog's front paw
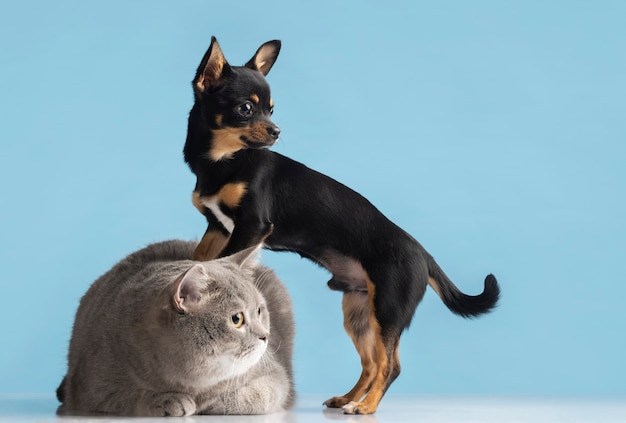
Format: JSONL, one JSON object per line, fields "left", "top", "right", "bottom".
{"left": 323, "top": 396, "right": 351, "bottom": 408}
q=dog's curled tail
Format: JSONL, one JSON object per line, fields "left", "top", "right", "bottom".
{"left": 427, "top": 258, "right": 500, "bottom": 318}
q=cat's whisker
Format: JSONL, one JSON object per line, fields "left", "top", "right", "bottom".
{"left": 267, "top": 339, "right": 282, "bottom": 354}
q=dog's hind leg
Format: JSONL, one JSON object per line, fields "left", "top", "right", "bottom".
{"left": 341, "top": 325, "right": 401, "bottom": 414}
{"left": 323, "top": 290, "right": 378, "bottom": 408}
{"left": 340, "top": 274, "right": 412, "bottom": 415}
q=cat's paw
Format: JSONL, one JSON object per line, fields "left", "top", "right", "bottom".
{"left": 323, "top": 396, "right": 351, "bottom": 408}
{"left": 149, "top": 393, "right": 196, "bottom": 417}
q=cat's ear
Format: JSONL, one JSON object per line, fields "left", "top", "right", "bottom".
{"left": 226, "top": 223, "right": 273, "bottom": 268}
{"left": 173, "top": 264, "right": 207, "bottom": 313}
{"left": 227, "top": 242, "right": 263, "bottom": 268}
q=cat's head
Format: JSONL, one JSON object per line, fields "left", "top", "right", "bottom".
{"left": 156, "top": 243, "right": 272, "bottom": 388}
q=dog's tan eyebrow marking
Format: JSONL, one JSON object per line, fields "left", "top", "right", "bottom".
{"left": 269, "top": 98, "right": 274, "bottom": 108}
{"left": 249, "top": 94, "right": 260, "bottom": 104}
{"left": 215, "top": 114, "right": 223, "bottom": 127}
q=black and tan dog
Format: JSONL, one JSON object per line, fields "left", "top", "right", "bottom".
{"left": 184, "top": 37, "right": 500, "bottom": 414}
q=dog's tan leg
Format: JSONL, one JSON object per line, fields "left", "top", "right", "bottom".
{"left": 342, "top": 331, "right": 400, "bottom": 414}
{"left": 340, "top": 278, "right": 401, "bottom": 415}
{"left": 324, "top": 291, "right": 378, "bottom": 408}
{"left": 191, "top": 190, "right": 231, "bottom": 261}
{"left": 193, "top": 228, "right": 230, "bottom": 261}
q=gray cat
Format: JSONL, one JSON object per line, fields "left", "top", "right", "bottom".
{"left": 56, "top": 239, "right": 295, "bottom": 416}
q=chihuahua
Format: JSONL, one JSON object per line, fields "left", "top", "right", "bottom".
{"left": 183, "top": 37, "right": 500, "bottom": 414}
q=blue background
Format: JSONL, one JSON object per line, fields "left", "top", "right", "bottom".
{"left": 1, "top": 1, "right": 624, "bottom": 396}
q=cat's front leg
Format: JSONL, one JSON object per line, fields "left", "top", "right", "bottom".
{"left": 135, "top": 391, "right": 196, "bottom": 417}
{"left": 197, "top": 368, "right": 289, "bottom": 415}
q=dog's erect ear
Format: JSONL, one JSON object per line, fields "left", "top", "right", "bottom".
{"left": 245, "top": 40, "right": 281, "bottom": 76}
{"left": 194, "top": 36, "right": 232, "bottom": 91}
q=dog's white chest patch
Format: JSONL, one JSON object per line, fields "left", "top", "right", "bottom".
{"left": 201, "top": 197, "right": 235, "bottom": 234}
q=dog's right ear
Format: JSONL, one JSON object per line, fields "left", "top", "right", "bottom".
{"left": 194, "top": 36, "right": 232, "bottom": 92}
{"left": 245, "top": 40, "right": 281, "bottom": 76}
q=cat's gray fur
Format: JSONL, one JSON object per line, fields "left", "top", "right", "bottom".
{"left": 57, "top": 240, "right": 295, "bottom": 416}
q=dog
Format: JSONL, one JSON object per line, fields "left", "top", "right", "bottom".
{"left": 183, "top": 37, "right": 500, "bottom": 414}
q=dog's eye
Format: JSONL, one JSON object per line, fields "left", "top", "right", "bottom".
{"left": 269, "top": 105, "right": 274, "bottom": 115}
{"left": 235, "top": 101, "right": 254, "bottom": 119}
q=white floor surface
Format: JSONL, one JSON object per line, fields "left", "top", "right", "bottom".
{"left": 1, "top": 394, "right": 625, "bottom": 423}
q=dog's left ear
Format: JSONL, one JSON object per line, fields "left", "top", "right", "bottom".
{"left": 245, "top": 40, "right": 281, "bottom": 76}
{"left": 194, "top": 36, "right": 232, "bottom": 92}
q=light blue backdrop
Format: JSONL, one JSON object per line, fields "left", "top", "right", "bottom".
{"left": 1, "top": 0, "right": 624, "bottom": 396}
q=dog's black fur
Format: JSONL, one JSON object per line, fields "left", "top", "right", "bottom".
{"left": 184, "top": 37, "right": 500, "bottom": 414}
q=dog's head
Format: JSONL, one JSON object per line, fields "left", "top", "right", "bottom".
{"left": 191, "top": 37, "right": 281, "bottom": 161}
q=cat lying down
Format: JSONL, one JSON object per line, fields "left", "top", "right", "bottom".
{"left": 56, "top": 240, "right": 295, "bottom": 416}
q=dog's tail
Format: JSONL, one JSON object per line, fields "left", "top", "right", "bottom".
{"left": 427, "top": 257, "right": 500, "bottom": 318}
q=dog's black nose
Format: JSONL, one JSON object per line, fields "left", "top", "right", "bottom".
{"left": 268, "top": 125, "right": 281, "bottom": 140}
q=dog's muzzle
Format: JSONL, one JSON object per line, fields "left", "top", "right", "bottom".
{"left": 267, "top": 124, "right": 280, "bottom": 142}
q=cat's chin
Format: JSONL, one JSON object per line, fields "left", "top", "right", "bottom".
{"left": 229, "top": 342, "right": 268, "bottom": 377}
{"left": 245, "top": 341, "right": 268, "bottom": 368}
{"left": 193, "top": 342, "right": 267, "bottom": 388}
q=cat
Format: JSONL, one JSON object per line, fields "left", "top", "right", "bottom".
{"left": 56, "top": 239, "right": 295, "bottom": 416}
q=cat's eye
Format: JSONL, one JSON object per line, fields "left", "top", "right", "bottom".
{"left": 231, "top": 312, "right": 244, "bottom": 328}
{"left": 235, "top": 101, "right": 254, "bottom": 119}
{"left": 258, "top": 307, "right": 261, "bottom": 316}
